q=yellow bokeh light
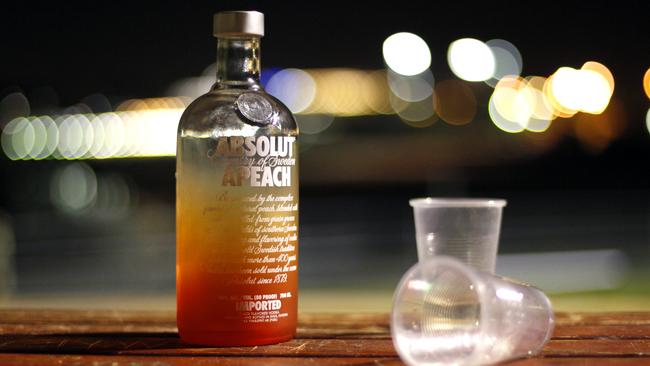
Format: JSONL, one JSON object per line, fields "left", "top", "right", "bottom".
{"left": 361, "top": 70, "right": 393, "bottom": 115}
{"left": 488, "top": 75, "right": 554, "bottom": 133}
{"left": 542, "top": 75, "right": 577, "bottom": 118}
{"left": 549, "top": 67, "right": 584, "bottom": 111}
{"left": 116, "top": 97, "right": 189, "bottom": 112}
{"left": 492, "top": 76, "right": 533, "bottom": 125}
{"left": 582, "top": 61, "right": 614, "bottom": 95}
{"left": 548, "top": 65, "right": 613, "bottom": 115}
{"left": 304, "top": 69, "right": 370, "bottom": 116}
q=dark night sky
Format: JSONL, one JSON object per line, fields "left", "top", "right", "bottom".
{"left": 1, "top": 1, "right": 648, "bottom": 108}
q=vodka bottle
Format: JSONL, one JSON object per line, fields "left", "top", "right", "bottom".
{"left": 176, "top": 10, "right": 299, "bottom": 346}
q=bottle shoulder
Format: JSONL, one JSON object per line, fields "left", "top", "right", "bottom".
{"left": 179, "top": 88, "right": 297, "bottom": 138}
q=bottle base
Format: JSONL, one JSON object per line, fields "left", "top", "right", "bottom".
{"left": 179, "top": 330, "right": 295, "bottom": 347}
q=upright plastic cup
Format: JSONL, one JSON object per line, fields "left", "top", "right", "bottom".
{"left": 410, "top": 198, "right": 507, "bottom": 273}
{"left": 391, "top": 256, "right": 554, "bottom": 366}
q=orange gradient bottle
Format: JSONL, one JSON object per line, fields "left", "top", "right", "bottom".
{"left": 176, "top": 10, "right": 299, "bottom": 346}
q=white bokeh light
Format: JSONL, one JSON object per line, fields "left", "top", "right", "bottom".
{"left": 485, "top": 39, "right": 522, "bottom": 87}
{"left": 383, "top": 32, "right": 432, "bottom": 76}
{"left": 448, "top": 38, "right": 495, "bottom": 82}
{"left": 387, "top": 69, "right": 434, "bottom": 102}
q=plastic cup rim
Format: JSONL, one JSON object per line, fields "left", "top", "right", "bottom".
{"left": 391, "top": 256, "right": 492, "bottom": 365}
{"left": 409, "top": 197, "right": 507, "bottom": 208}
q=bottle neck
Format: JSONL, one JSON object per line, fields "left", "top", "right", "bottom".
{"left": 214, "top": 37, "right": 262, "bottom": 90}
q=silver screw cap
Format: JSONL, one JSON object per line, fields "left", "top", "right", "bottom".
{"left": 213, "top": 11, "right": 264, "bottom": 38}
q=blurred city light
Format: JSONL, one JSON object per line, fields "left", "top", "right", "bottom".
{"left": 304, "top": 68, "right": 369, "bottom": 116}
{"left": 387, "top": 69, "right": 434, "bottom": 102}
{"left": 447, "top": 38, "right": 495, "bottom": 82}
{"left": 434, "top": 79, "right": 476, "bottom": 125}
{"left": 488, "top": 75, "right": 556, "bottom": 134}
{"left": 1, "top": 98, "right": 187, "bottom": 160}
{"left": 392, "top": 94, "right": 437, "bottom": 127}
{"left": 489, "top": 76, "right": 531, "bottom": 133}
{"left": 382, "top": 32, "right": 432, "bottom": 76}
{"left": 361, "top": 70, "right": 393, "bottom": 115}
{"left": 646, "top": 108, "right": 650, "bottom": 135}
{"left": 485, "top": 39, "right": 522, "bottom": 87}
{"left": 548, "top": 65, "right": 613, "bottom": 115}
{"left": 265, "top": 68, "right": 316, "bottom": 113}
{"left": 1, "top": 117, "right": 33, "bottom": 159}
{"left": 50, "top": 162, "right": 98, "bottom": 212}
{"left": 0, "top": 92, "right": 30, "bottom": 124}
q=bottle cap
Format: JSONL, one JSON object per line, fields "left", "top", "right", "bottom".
{"left": 213, "top": 11, "right": 264, "bottom": 38}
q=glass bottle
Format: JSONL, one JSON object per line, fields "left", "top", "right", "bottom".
{"left": 176, "top": 10, "right": 299, "bottom": 346}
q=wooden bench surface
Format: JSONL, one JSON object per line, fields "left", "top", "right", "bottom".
{"left": 0, "top": 309, "right": 649, "bottom": 365}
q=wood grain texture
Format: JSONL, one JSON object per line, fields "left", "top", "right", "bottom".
{"left": 1, "top": 310, "right": 650, "bottom": 365}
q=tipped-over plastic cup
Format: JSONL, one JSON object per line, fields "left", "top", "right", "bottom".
{"left": 410, "top": 198, "right": 507, "bottom": 273}
{"left": 391, "top": 256, "right": 554, "bottom": 366}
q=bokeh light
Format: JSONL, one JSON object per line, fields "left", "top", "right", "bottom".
{"left": 1, "top": 117, "right": 33, "bottom": 160}
{"left": 485, "top": 39, "right": 523, "bottom": 87}
{"left": 305, "top": 69, "right": 369, "bottom": 116}
{"left": 382, "top": 32, "right": 432, "bottom": 76}
{"left": 434, "top": 79, "right": 476, "bottom": 125}
{"left": 37, "top": 116, "right": 58, "bottom": 159}
{"left": 447, "top": 38, "right": 495, "bottom": 82}
{"left": 387, "top": 69, "right": 434, "bottom": 102}
{"left": 646, "top": 108, "right": 650, "bottom": 135}
{"left": 50, "top": 162, "right": 98, "bottom": 213}
{"left": 488, "top": 76, "right": 553, "bottom": 133}
{"left": 0, "top": 97, "right": 185, "bottom": 160}
{"left": 0, "top": 92, "right": 30, "bottom": 124}
{"left": 266, "top": 68, "right": 317, "bottom": 113}
{"left": 392, "top": 93, "right": 437, "bottom": 127}
{"left": 548, "top": 65, "right": 613, "bottom": 115}
{"left": 26, "top": 117, "right": 47, "bottom": 159}
{"left": 361, "top": 70, "right": 393, "bottom": 115}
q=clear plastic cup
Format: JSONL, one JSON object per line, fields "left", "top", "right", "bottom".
{"left": 391, "top": 256, "right": 554, "bottom": 366}
{"left": 410, "top": 198, "right": 507, "bottom": 273}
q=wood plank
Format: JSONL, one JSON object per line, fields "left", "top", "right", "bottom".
{"left": 554, "top": 312, "right": 650, "bottom": 326}
{"left": 543, "top": 339, "right": 650, "bottom": 357}
{"left": 0, "top": 354, "right": 405, "bottom": 366}
{"left": 2, "top": 333, "right": 650, "bottom": 358}
{"left": 1, "top": 354, "right": 650, "bottom": 366}
{"left": 554, "top": 325, "right": 650, "bottom": 339}
{"left": 506, "top": 358, "right": 650, "bottom": 365}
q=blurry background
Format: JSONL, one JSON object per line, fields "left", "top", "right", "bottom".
{"left": 0, "top": 1, "right": 649, "bottom": 312}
